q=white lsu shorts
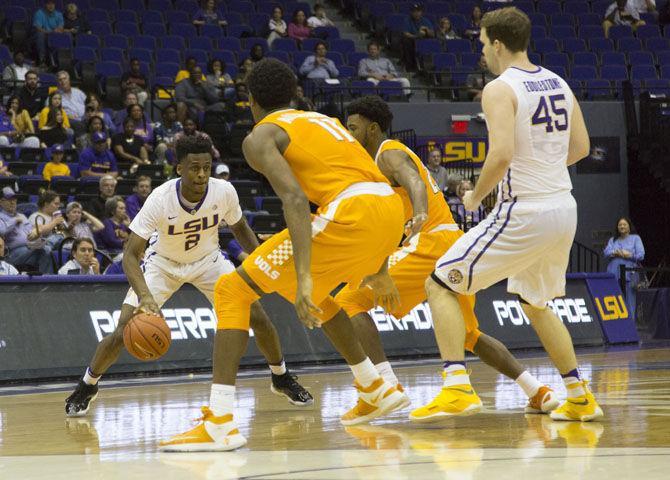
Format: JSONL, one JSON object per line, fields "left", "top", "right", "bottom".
{"left": 124, "top": 249, "right": 235, "bottom": 308}
{"left": 433, "top": 193, "right": 577, "bottom": 308}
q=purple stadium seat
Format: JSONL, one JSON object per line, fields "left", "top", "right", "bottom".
{"left": 646, "top": 38, "right": 670, "bottom": 51}
{"left": 589, "top": 38, "right": 614, "bottom": 54}
{"left": 657, "top": 51, "right": 670, "bottom": 66}
{"left": 608, "top": 25, "right": 634, "bottom": 41}
{"left": 218, "top": 37, "right": 242, "bottom": 52}
{"left": 350, "top": 80, "right": 376, "bottom": 97}
{"left": 537, "top": 1, "right": 562, "bottom": 16}
{"left": 132, "top": 35, "right": 157, "bottom": 51}
{"left": 156, "top": 48, "right": 182, "bottom": 65}
{"left": 143, "top": 23, "right": 167, "bottom": 37}
{"left": 531, "top": 26, "right": 546, "bottom": 40}
{"left": 266, "top": 50, "right": 291, "bottom": 64}
{"left": 148, "top": 0, "right": 173, "bottom": 11}
{"left": 628, "top": 51, "right": 655, "bottom": 67}
{"left": 618, "top": 38, "right": 643, "bottom": 53}
{"left": 579, "top": 25, "right": 606, "bottom": 40}
{"left": 645, "top": 79, "right": 670, "bottom": 95}
{"left": 273, "top": 38, "right": 299, "bottom": 52}
{"left": 301, "top": 38, "right": 325, "bottom": 52}
{"left": 577, "top": 13, "right": 602, "bottom": 26}
{"left": 562, "top": 38, "right": 587, "bottom": 54}
{"left": 661, "top": 66, "right": 670, "bottom": 79}
{"left": 330, "top": 39, "right": 356, "bottom": 55}
{"left": 433, "top": 53, "right": 457, "bottom": 71}
{"left": 86, "top": 8, "right": 108, "bottom": 23}
{"left": 100, "top": 48, "right": 125, "bottom": 64}
{"left": 190, "top": 37, "right": 213, "bottom": 52}
{"left": 127, "top": 48, "right": 153, "bottom": 65}
{"left": 326, "top": 52, "right": 344, "bottom": 67}
{"left": 170, "top": 23, "right": 197, "bottom": 39}
{"left": 601, "top": 65, "right": 629, "bottom": 81}
{"left": 165, "top": 11, "right": 190, "bottom": 25}
{"left": 571, "top": 65, "right": 598, "bottom": 81}
{"left": 601, "top": 51, "right": 627, "bottom": 66}
{"left": 533, "top": 38, "right": 560, "bottom": 54}
{"left": 546, "top": 65, "right": 567, "bottom": 78}
{"left": 552, "top": 14, "right": 576, "bottom": 27}
{"left": 636, "top": 25, "right": 661, "bottom": 39}
{"left": 162, "top": 36, "right": 187, "bottom": 51}
{"left": 573, "top": 52, "right": 598, "bottom": 67}
{"left": 348, "top": 52, "right": 368, "bottom": 68}
{"left": 76, "top": 33, "right": 100, "bottom": 49}
{"left": 585, "top": 79, "right": 613, "bottom": 99}
{"left": 115, "top": 22, "right": 140, "bottom": 37}
{"left": 544, "top": 52, "right": 569, "bottom": 69}
{"left": 564, "top": 2, "right": 591, "bottom": 16}
{"left": 631, "top": 65, "right": 659, "bottom": 81}
{"left": 444, "top": 39, "right": 472, "bottom": 54}
{"left": 551, "top": 26, "right": 576, "bottom": 40}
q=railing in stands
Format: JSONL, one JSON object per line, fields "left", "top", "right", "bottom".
{"left": 389, "top": 128, "right": 416, "bottom": 150}
{"left": 568, "top": 241, "right": 601, "bottom": 273}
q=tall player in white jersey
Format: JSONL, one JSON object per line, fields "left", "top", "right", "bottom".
{"left": 411, "top": 7, "right": 604, "bottom": 423}
{"left": 65, "top": 135, "right": 312, "bottom": 417}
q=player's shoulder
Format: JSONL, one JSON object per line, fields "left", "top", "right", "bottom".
{"left": 148, "top": 178, "right": 179, "bottom": 199}
{"left": 208, "top": 177, "right": 238, "bottom": 198}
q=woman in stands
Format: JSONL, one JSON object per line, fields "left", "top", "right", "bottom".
{"left": 39, "top": 109, "right": 70, "bottom": 148}
{"left": 463, "top": 5, "right": 483, "bottom": 40}
{"left": 38, "top": 92, "right": 71, "bottom": 130}
{"left": 63, "top": 201, "right": 104, "bottom": 245}
{"left": 235, "top": 58, "right": 254, "bottom": 85}
{"left": 437, "top": 17, "right": 461, "bottom": 42}
{"left": 267, "top": 6, "right": 288, "bottom": 46}
{"left": 0, "top": 97, "right": 40, "bottom": 148}
{"left": 77, "top": 115, "right": 109, "bottom": 150}
{"left": 288, "top": 9, "right": 312, "bottom": 43}
{"left": 604, "top": 217, "right": 646, "bottom": 318}
{"left": 95, "top": 196, "right": 130, "bottom": 256}
{"left": 27, "top": 190, "right": 66, "bottom": 254}
{"left": 193, "top": 0, "right": 227, "bottom": 27}
{"left": 126, "top": 104, "right": 154, "bottom": 153}
{"left": 84, "top": 93, "right": 115, "bottom": 135}
{"left": 206, "top": 59, "right": 235, "bottom": 99}
{"left": 111, "top": 117, "right": 150, "bottom": 168}
{"left": 57, "top": 237, "right": 100, "bottom": 275}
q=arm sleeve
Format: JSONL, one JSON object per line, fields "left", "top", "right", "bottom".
{"left": 358, "top": 59, "right": 368, "bottom": 78}
{"left": 327, "top": 60, "right": 339, "bottom": 77}
{"left": 634, "top": 235, "right": 645, "bottom": 262}
{"left": 299, "top": 57, "right": 315, "bottom": 75}
{"left": 128, "top": 192, "right": 159, "bottom": 240}
{"left": 603, "top": 237, "right": 616, "bottom": 258}
{"left": 33, "top": 11, "right": 44, "bottom": 29}
{"left": 386, "top": 59, "right": 398, "bottom": 76}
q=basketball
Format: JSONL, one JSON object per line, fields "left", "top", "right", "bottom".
{"left": 123, "top": 313, "right": 171, "bottom": 361}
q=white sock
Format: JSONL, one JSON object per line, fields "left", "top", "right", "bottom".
{"left": 210, "top": 384, "right": 235, "bottom": 416}
{"left": 83, "top": 368, "right": 100, "bottom": 386}
{"left": 349, "top": 358, "right": 380, "bottom": 388}
{"left": 442, "top": 363, "right": 471, "bottom": 387}
{"left": 375, "top": 361, "right": 399, "bottom": 386}
{"left": 269, "top": 360, "right": 287, "bottom": 376}
{"left": 515, "top": 371, "right": 542, "bottom": 398}
{"left": 562, "top": 376, "right": 585, "bottom": 397}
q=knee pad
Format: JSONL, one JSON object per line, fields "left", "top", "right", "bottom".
{"left": 333, "top": 286, "right": 374, "bottom": 319}
{"left": 316, "top": 296, "right": 343, "bottom": 324}
{"left": 214, "top": 270, "right": 260, "bottom": 331}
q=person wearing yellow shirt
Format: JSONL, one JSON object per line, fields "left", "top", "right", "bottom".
{"left": 174, "top": 57, "right": 207, "bottom": 84}
{"left": 38, "top": 92, "right": 71, "bottom": 129}
{"left": 42, "top": 144, "right": 71, "bottom": 181}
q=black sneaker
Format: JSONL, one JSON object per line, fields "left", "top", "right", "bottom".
{"left": 65, "top": 380, "right": 99, "bottom": 417}
{"left": 271, "top": 372, "right": 314, "bottom": 406}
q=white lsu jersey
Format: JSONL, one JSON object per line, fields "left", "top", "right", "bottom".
{"left": 129, "top": 177, "right": 242, "bottom": 264}
{"left": 493, "top": 66, "right": 574, "bottom": 202}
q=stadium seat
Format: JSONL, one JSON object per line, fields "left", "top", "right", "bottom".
{"left": 585, "top": 79, "right": 613, "bottom": 99}
{"left": 86, "top": 8, "right": 108, "bottom": 23}
{"left": 76, "top": 33, "right": 100, "bottom": 49}
{"left": 100, "top": 48, "right": 125, "bottom": 64}
{"left": 89, "top": 22, "right": 113, "bottom": 36}
{"left": 301, "top": 38, "right": 325, "bottom": 53}
{"left": 175, "top": 0, "right": 199, "bottom": 14}
{"left": 128, "top": 48, "right": 153, "bottom": 65}
{"left": 546, "top": 65, "right": 567, "bottom": 78}
{"left": 19, "top": 176, "right": 48, "bottom": 194}
{"left": 601, "top": 51, "right": 627, "bottom": 66}
{"left": 460, "top": 52, "right": 480, "bottom": 69}
{"left": 618, "top": 38, "right": 643, "bottom": 53}
{"left": 115, "top": 22, "right": 140, "bottom": 37}
{"left": 537, "top": 1, "right": 562, "bottom": 15}
{"left": 350, "top": 80, "right": 377, "bottom": 97}
{"left": 564, "top": 2, "right": 591, "bottom": 15}
{"left": 338, "top": 65, "right": 355, "bottom": 79}
{"left": 226, "top": 24, "right": 253, "bottom": 38}
{"left": 528, "top": 13, "right": 547, "bottom": 27}
{"left": 531, "top": 26, "right": 546, "bottom": 40}
{"left": 251, "top": 214, "right": 285, "bottom": 232}
{"left": 165, "top": 11, "right": 191, "bottom": 25}
{"left": 50, "top": 177, "right": 80, "bottom": 196}
{"left": 242, "top": 37, "right": 269, "bottom": 52}
{"left": 551, "top": 14, "right": 576, "bottom": 27}
{"left": 162, "top": 35, "right": 187, "bottom": 51}
{"left": 143, "top": 23, "right": 167, "bottom": 37}
{"left": 534, "top": 38, "right": 560, "bottom": 54}
{"left": 186, "top": 49, "right": 209, "bottom": 66}
{"left": 348, "top": 51, "right": 368, "bottom": 67}
{"left": 608, "top": 25, "right": 634, "bottom": 41}
{"left": 631, "top": 65, "right": 659, "bottom": 81}
{"left": 326, "top": 52, "right": 344, "bottom": 67}
{"left": 661, "top": 66, "right": 670, "bottom": 79}
{"left": 141, "top": 10, "right": 164, "bottom": 25}
{"left": 170, "top": 23, "right": 197, "bottom": 38}
{"left": 562, "top": 38, "right": 587, "bottom": 54}
{"left": 132, "top": 35, "right": 158, "bottom": 51}
{"left": 646, "top": 38, "right": 670, "bottom": 51}
{"left": 571, "top": 65, "right": 598, "bottom": 81}
{"left": 330, "top": 39, "right": 356, "bottom": 55}
{"left": 444, "top": 39, "right": 472, "bottom": 54}
{"left": 218, "top": 37, "right": 242, "bottom": 52}
{"left": 601, "top": 65, "right": 629, "bottom": 82}
{"left": 273, "top": 38, "right": 299, "bottom": 53}
{"left": 544, "top": 52, "right": 569, "bottom": 69}
{"left": 589, "top": 38, "right": 614, "bottom": 54}
{"left": 95, "top": 61, "right": 123, "bottom": 79}
{"left": 433, "top": 53, "right": 457, "bottom": 71}
{"left": 645, "top": 79, "right": 670, "bottom": 95}
{"left": 572, "top": 52, "right": 598, "bottom": 67}
{"left": 577, "top": 13, "right": 602, "bottom": 26}
{"left": 148, "top": 0, "right": 173, "bottom": 11}
{"left": 657, "top": 51, "right": 670, "bottom": 66}
{"left": 550, "top": 26, "right": 576, "bottom": 40}
{"left": 211, "top": 50, "right": 237, "bottom": 65}
{"left": 628, "top": 51, "right": 655, "bottom": 67}
{"left": 579, "top": 25, "right": 606, "bottom": 40}
{"left": 266, "top": 50, "right": 292, "bottom": 64}
{"left": 636, "top": 25, "right": 661, "bottom": 39}
{"left": 103, "top": 34, "right": 129, "bottom": 50}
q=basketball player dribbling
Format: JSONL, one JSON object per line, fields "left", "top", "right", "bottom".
{"left": 412, "top": 7, "right": 604, "bottom": 422}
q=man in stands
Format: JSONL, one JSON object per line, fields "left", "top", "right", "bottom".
{"left": 121, "top": 58, "right": 149, "bottom": 106}
{"left": 58, "top": 237, "right": 100, "bottom": 275}
{"left": 299, "top": 42, "right": 339, "bottom": 80}
{"left": 125, "top": 176, "right": 152, "bottom": 221}
{"left": 33, "top": 0, "right": 64, "bottom": 67}
{"left": 426, "top": 149, "right": 448, "bottom": 192}
{"left": 86, "top": 175, "right": 118, "bottom": 220}
{"left": 79, "top": 133, "right": 118, "bottom": 178}
{"left": 175, "top": 65, "right": 226, "bottom": 123}
{"left": 0, "top": 236, "right": 20, "bottom": 276}
{"left": 358, "top": 42, "right": 411, "bottom": 97}
{"left": 2, "top": 51, "right": 30, "bottom": 88}
{"left": 629, "top": 0, "right": 657, "bottom": 17}
{"left": 603, "top": 0, "right": 646, "bottom": 38}
{"left": 113, "top": 92, "right": 139, "bottom": 128}
{"left": 401, "top": 3, "right": 435, "bottom": 71}
{"left": 213, "top": 163, "right": 230, "bottom": 181}
{"left": 18, "top": 71, "right": 47, "bottom": 121}
{"left": 56, "top": 71, "right": 86, "bottom": 133}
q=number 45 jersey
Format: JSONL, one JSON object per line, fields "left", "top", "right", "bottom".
{"left": 493, "top": 66, "right": 574, "bottom": 202}
{"left": 129, "top": 177, "right": 243, "bottom": 264}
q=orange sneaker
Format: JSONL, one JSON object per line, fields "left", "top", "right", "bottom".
{"left": 525, "top": 385, "right": 559, "bottom": 414}
{"left": 340, "top": 377, "right": 408, "bottom": 426}
{"left": 159, "top": 407, "right": 247, "bottom": 452}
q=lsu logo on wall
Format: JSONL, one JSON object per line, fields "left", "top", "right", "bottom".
{"left": 594, "top": 295, "right": 629, "bottom": 321}
{"left": 423, "top": 138, "right": 488, "bottom": 164}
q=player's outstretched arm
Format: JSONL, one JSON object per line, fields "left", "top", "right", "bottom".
{"left": 467, "top": 81, "right": 516, "bottom": 210}
{"left": 242, "top": 125, "right": 322, "bottom": 329}
{"left": 122, "top": 232, "right": 159, "bottom": 315}
{"left": 379, "top": 150, "right": 428, "bottom": 242}
{"left": 566, "top": 94, "right": 590, "bottom": 166}
{"left": 229, "top": 217, "right": 260, "bottom": 254}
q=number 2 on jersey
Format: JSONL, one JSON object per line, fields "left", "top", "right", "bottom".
{"left": 532, "top": 94, "right": 568, "bottom": 133}
{"left": 309, "top": 118, "right": 355, "bottom": 142}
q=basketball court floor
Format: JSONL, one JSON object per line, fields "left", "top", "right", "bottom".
{"left": 1, "top": 346, "right": 670, "bottom": 479}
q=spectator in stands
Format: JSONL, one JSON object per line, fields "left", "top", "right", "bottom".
{"left": 176, "top": 65, "right": 226, "bottom": 122}
{"left": 86, "top": 175, "right": 117, "bottom": 220}
{"left": 38, "top": 109, "right": 70, "bottom": 148}
{"left": 56, "top": 71, "right": 86, "bottom": 130}
{"left": 235, "top": 58, "right": 255, "bottom": 85}
{"left": 426, "top": 149, "right": 448, "bottom": 192}
{"left": 18, "top": 71, "right": 46, "bottom": 121}
{"left": 603, "top": 0, "right": 646, "bottom": 38}
{"left": 206, "top": 59, "right": 235, "bottom": 99}
{"left": 39, "top": 92, "right": 71, "bottom": 130}
{"left": 291, "top": 85, "right": 315, "bottom": 111}
{"left": 83, "top": 93, "right": 115, "bottom": 135}
{"left": 402, "top": 3, "right": 435, "bottom": 72}
{"left": 58, "top": 237, "right": 99, "bottom": 275}
{"left": 121, "top": 58, "right": 149, "bottom": 107}
{"left": 445, "top": 173, "right": 462, "bottom": 201}
{"left": 359, "top": 41, "right": 412, "bottom": 97}
{"left": 193, "top": 0, "right": 227, "bottom": 27}
{"left": 629, "top": 0, "right": 657, "bottom": 17}
{"left": 63, "top": 3, "right": 91, "bottom": 35}
{"left": 308, "top": 4, "right": 335, "bottom": 28}
{"left": 0, "top": 157, "right": 11, "bottom": 176}
{"left": 76, "top": 115, "right": 109, "bottom": 151}
{"left": 448, "top": 180, "right": 486, "bottom": 228}
{"left": 467, "top": 54, "right": 496, "bottom": 101}
{"left": 125, "top": 176, "right": 152, "bottom": 221}
{"left": 80, "top": 132, "right": 118, "bottom": 178}
{"left": 63, "top": 201, "right": 103, "bottom": 243}
{"left": 2, "top": 51, "right": 30, "bottom": 88}
{"left": 2, "top": 96, "right": 39, "bottom": 148}
{"left": 605, "top": 217, "right": 645, "bottom": 317}
{"left": 175, "top": 118, "right": 221, "bottom": 161}
{"left": 249, "top": 44, "right": 265, "bottom": 63}
{"left": 0, "top": 109, "right": 40, "bottom": 148}
{"left": 42, "top": 144, "right": 71, "bottom": 181}
{"left": 267, "top": 6, "right": 288, "bottom": 46}
{"left": 300, "top": 42, "right": 339, "bottom": 80}
{"left": 154, "top": 104, "right": 183, "bottom": 166}
{"left": 28, "top": 190, "right": 66, "bottom": 254}
{"left": 288, "top": 9, "right": 312, "bottom": 43}
{"left": 229, "top": 83, "right": 254, "bottom": 123}
{"left": 1, "top": 187, "right": 52, "bottom": 273}
{"left": 112, "top": 91, "right": 138, "bottom": 127}
{"left": 213, "top": 163, "right": 230, "bottom": 180}
{"left": 95, "top": 196, "right": 130, "bottom": 255}
{"left": 112, "top": 117, "right": 150, "bottom": 168}
{"left": 463, "top": 5, "right": 483, "bottom": 40}
{"left": 436, "top": 17, "right": 460, "bottom": 42}
{"left": 175, "top": 57, "right": 207, "bottom": 85}
{"left": 33, "top": 0, "right": 64, "bottom": 67}
{"left": 0, "top": 236, "right": 20, "bottom": 276}
{"left": 126, "top": 104, "right": 154, "bottom": 150}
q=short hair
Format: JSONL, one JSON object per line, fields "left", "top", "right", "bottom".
{"left": 86, "top": 114, "right": 103, "bottom": 132}
{"left": 37, "top": 190, "right": 59, "bottom": 209}
{"left": 129, "top": 57, "right": 140, "bottom": 64}
{"left": 163, "top": 103, "right": 177, "bottom": 113}
{"left": 175, "top": 134, "right": 214, "bottom": 163}
{"left": 72, "top": 237, "right": 95, "bottom": 253}
{"left": 481, "top": 7, "right": 531, "bottom": 53}
{"left": 314, "top": 3, "right": 325, "bottom": 12}
{"left": 25, "top": 69, "right": 39, "bottom": 79}
{"left": 136, "top": 175, "right": 152, "bottom": 185}
{"left": 99, "top": 174, "right": 117, "bottom": 186}
{"left": 56, "top": 70, "right": 70, "bottom": 80}
{"left": 367, "top": 40, "right": 381, "bottom": 50}
{"left": 346, "top": 95, "right": 394, "bottom": 132}
{"left": 313, "top": 41, "right": 327, "bottom": 52}
{"left": 65, "top": 201, "right": 82, "bottom": 214}
{"left": 104, "top": 196, "right": 124, "bottom": 218}
{"left": 246, "top": 58, "right": 296, "bottom": 111}
{"left": 207, "top": 57, "right": 225, "bottom": 74}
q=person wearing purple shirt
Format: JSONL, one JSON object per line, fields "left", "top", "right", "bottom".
{"left": 125, "top": 176, "right": 152, "bottom": 221}
{"left": 79, "top": 132, "right": 118, "bottom": 178}
{"left": 95, "top": 196, "right": 130, "bottom": 255}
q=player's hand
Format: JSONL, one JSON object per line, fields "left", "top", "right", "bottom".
{"left": 463, "top": 191, "right": 480, "bottom": 212}
{"left": 295, "top": 277, "right": 322, "bottom": 330}
{"left": 136, "top": 295, "right": 161, "bottom": 316}
{"left": 361, "top": 271, "right": 400, "bottom": 313}
{"left": 403, "top": 212, "right": 428, "bottom": 246}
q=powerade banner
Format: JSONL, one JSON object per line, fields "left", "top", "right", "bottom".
{"left": 0, "top": 276, "right": 605, "bottom": 381}
{"left": 582, "top": 273, "right": 639, "bottom": 344}
{"left": 417, "top": 136, "right": 488, "bottom": 166}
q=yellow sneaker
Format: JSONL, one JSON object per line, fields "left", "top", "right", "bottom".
{"left": 159, "top": 407, "right": 247, "bottom": 452}
{"left": 550, "top": 381, "right": 604, "bottom": 422}
{"left": 340, "top": 377, "right": 408, "bottom": 426}
{"left": 409, "top": 384, "right": 482, "bottom": 423}
{"left": 395, "top": 383, "right": 412, "bottom": 410}
{"left": 525, "top": 385, "right": 560, "bottom": 414}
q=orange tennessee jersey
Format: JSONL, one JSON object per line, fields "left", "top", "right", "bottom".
{"left": 256, "top": 109, "right": 389, "bottom": 206}
{"left": 376, "top": 139, "right": 455, "bottom": 231}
